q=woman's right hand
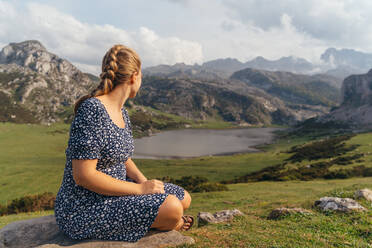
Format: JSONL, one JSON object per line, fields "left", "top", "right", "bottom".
{"left": 140, "top": 179, "right": 165, "bottom": 194}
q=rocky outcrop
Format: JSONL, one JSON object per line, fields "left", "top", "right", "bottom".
{"left": 314, "top": 197, "right": 366, "bottom": 212}
{"left": 0, "top": 41, "right": 98, "bottom": 124}
{"left": 0, "top": 215, "right": 195, "bottom": 248}
{"left": 197, "top": 209, "right": 244, "bottom": 227}
{"left": 355, "top": 188, "right": 372, "bottom": 201}
{"left": 318, "top": 69, "right": 372, "bottom": 129}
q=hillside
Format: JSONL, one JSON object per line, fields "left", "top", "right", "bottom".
{"left": 302, "top": 69, "right": 372, "bottom": 130}
{"left": 0, "top": 40, "right": 339, "bottom": 128}
{"left": 231, "top": 68, "right": 341, "bottom": 107}
{"left": 0, "top": 41, "right": 97, "bottom": 124}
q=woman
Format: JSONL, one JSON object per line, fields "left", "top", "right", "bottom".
{"left": 54, "top": 44, "right": 194, "bottom": 242}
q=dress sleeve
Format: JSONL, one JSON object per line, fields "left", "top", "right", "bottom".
{"left": 68, "top": 99, "right": 103, "bottom": 160}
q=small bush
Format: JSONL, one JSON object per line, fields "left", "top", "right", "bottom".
{"left": 192, "top": 182, "right": 229, "bottom": 193}
{"left": 158, "top": 175, "right": 228, "bottom": 193}
{"left": 0, "top": 192, "right": 56, "bottom": 216}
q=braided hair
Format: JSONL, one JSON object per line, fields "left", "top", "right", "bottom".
{"left": 74, "top": 44, "right": 141, "bottom": 115}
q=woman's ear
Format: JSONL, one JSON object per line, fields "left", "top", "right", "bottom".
{"left": 130, "top": 72, "right": 138, "bottom": 85}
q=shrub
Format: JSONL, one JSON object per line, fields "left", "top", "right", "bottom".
{"left": 192, "top": 182, "right": 228, "bottom": 193}
{"left": 286, "top": 134, "right": 358, "bottom": 162}
{"left": 0, "top": 192, "right": 56, "bottom": 216}
{"left": 158, "top": 175, "right": 228, "bottom": 193}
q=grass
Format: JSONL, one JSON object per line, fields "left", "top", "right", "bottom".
{"left": 2, "top": 121, "right": 372, "bottom": 247}
{"left": 0, "top": 122, "right": 289, "bottom": 205}
{"left": 2, "top": 178, "right": 372, "bottom": 247}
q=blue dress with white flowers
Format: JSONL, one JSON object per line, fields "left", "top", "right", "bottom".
{"left": 54, "top": 97, "right": 185, "bottom": 242}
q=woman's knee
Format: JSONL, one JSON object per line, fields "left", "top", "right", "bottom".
{"left": 181, "top": 190, "right": 192, "bottom": 210}
{"left": 158, "top": 194, "right": 184, "bottom": 223}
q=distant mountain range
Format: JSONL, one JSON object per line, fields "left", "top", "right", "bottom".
{"left": 144, "top": 48, "right": 372, "bottom": 82}
{"left": 0, "top": 40, "right": 369, "bottom": 128}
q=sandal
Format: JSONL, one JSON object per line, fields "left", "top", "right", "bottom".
{"left": 180, "top": 215, "right": 194, "bottom": 231}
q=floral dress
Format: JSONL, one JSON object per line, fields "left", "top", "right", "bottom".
{"left": 54, "top": 97, "right": 185, "bottom": 242}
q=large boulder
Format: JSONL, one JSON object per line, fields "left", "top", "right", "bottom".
{"left": 0, "top": 215, "right": 195, "bottom": 248}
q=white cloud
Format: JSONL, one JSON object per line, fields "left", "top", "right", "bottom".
{"left": 166, "top": 0, "right": 372, "bottom": 64}
{"left": 2, "top": 0, "right": 372, "bottom": 71}
{"left": 0, "top": 1, "right": 203, "bottom": 75}
{"left": 222, "top": 0, "right": 372, "bottom": 51}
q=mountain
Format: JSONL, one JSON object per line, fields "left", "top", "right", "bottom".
{"left": 321, "top": 48, "right": 372, "bottom": 71}
{"left": 143, "top": 62, "right": 231, "bottom": 80}
{"left": 230, "top": 68, "right": 341, "bottom": 107}
{"left": 202, "top": 58, "right": 246, "bottom": 74}
{"left": 0, "top": 40, "right": 97, "bottom": 124}
{"left": 144, "top": 56, "right": 317, "bottom": 79}
{"left": 316, "top": 69, "right": 372, "bottom": 129}
{"left": 145, "top": 48, "right": 372, "bottom": 82}
{"left": 0, "top": 40, "right": 353, "bottom": 128}
{"left": 134, "top": 75, "right": 297, "bottom": 125}
{"left": 134, "top": 73, "right": 338, "bottom": 126}
{"left": 321, "top": 48, "right": 372, "bottom": 79}
{"left": 245, "top": 56, "right": 315, "bottom": 75}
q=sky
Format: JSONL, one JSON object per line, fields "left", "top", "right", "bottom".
{"left": 1, "top": 0, "right": 372, "bottom": 75}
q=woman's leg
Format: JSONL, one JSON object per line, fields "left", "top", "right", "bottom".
{"left": 180, "top": 190, "right": 192, "bottom": 210}
{"left": 150, "top": 194, "right": 184, "bottom": 231}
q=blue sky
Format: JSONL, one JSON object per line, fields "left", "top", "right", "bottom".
{"left": 1, "top": 0, "right": 372, "bottom": 75}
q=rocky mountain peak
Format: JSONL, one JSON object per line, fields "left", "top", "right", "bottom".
{"left": 0, "top": 40, "right": 81, "bottom": 78}
{"left": 10, "top": 40, "right": 46, "bottom": 51}
{"left": 317, "top": 68, "right": 372, "bottom": 128}
{"left": 0, "top": 40, "right": 97, "bottom": 124}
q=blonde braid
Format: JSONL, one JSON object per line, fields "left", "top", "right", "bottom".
{"left": 74, "top": 44, "right": 141, "bottom": 115}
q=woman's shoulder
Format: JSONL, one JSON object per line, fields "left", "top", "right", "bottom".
{"left": 74, "top": 97, "right": 102, "bottom": 123}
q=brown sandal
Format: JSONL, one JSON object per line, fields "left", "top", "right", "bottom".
{"left": 180, "top": 215, "right": 194, "bottom": 231}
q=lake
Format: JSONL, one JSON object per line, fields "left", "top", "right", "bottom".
{"left": 132, "top": 127, "right": 284, "bottom": 159}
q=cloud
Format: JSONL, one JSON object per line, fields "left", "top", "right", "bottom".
{"left": 166, "top": 0, "right": 372, "bottom": 63}
{"left": 0, "top": 1, "right": 203, "bottom": 75}
{"left": 222, "top": 0, "right": 372, "bottom": 50}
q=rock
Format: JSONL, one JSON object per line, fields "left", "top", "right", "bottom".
{"left": 355, "top": 188, "right": 372, "bottom": 201}
{"left": 197, "top": 209, "right": 244, "bottom": 227}
{"left": 267, "top": 207, "right": 313, "bottom": 220}
{"left": 314, "top": 197, "right": 366, "bottom": 212}
{"left": 318, "top": 69, "right": 372, "bottom": 129}
{"left": 0, "top": 215, "right": 195, "bottom": 248}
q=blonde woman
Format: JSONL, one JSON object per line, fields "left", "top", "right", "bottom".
{"left": 54, "top": 44, "right": 193, "bottom": 242}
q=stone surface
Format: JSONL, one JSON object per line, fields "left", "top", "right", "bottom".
{"left": 197, "top": 209, "right": 244, "bottom": 227}
{"left": 0, "top": 215, "right": 195, "bottom": 248}
{"left": 318, "top": 69, "right": 372, "bottom": 129}
{"left": 267, "top": 207, "right": 313, "bottom": 220}
{"left": 355, "top": 188, "right": 372, "bottom": 201}
{"left": 314, "top": 197, "right": 366, "bottom": 212}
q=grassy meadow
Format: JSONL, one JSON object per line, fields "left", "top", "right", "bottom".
{"left": 1, "top": 121, "right": 372, "bottom": 247}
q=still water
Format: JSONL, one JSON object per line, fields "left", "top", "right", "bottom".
{"left": 132, "top": 127, "right": 283, "bottom": 159}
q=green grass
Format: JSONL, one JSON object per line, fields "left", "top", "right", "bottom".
{"left": 0, "top": 122, "right": 68, "bottom": 205}
{"left": 2, "top": 121, "right": 372, "bottom": 247}
{"left": 0, "top": 122, "right": 290, "bottom": 205}
{"left": 2, "top": 178, "right": 372, "bottom": 247}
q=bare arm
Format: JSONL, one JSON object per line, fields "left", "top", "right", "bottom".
{"left": 125, "top": 158, "right": 147, "bottom": 183}
{"left": 72, "top": 159, "right": 164, "bottom": 196}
